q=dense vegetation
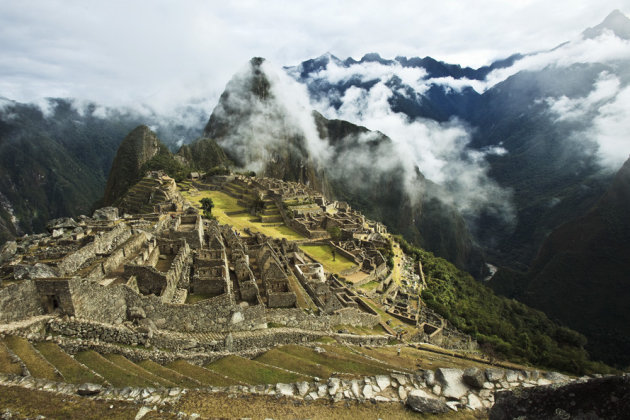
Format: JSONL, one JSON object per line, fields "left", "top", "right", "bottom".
{"left": 395, "top": 236, "right": 612, "bottom": 375}
{"left": 506, "top": 157, "right": 630, "bottom": 368}
{"left": 140, "top": 144, "right": 190, "bottom": 182}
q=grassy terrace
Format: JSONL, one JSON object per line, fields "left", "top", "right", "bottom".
{"left": 300, "top": 244, "right": 356, "bottom": 274}
{"left": 166, "top": 360, "right": 240, "bottom": 387}
{"left": 104, "top": 354, "right": 176, "bottom": 387}
{"left": 4, "top": 336, "right": 61, "bottom": 381}
{"left": 286, "top": 273, "right": 318, "bottom": 311}
{"left": 254, "top": 348, "right": 334, "bottom": 379}
{"left": 34, "top": 342, "right": 105, "bottom": 385}
{"left": 74, "top": 350, "right": 151, "bottom": 388}
{"left": 275, "top": 344, "right": 394, "bottom": 377}
{"left": 0, "top": 341, "right": 23, "bottom": 376}
{"left": 205, "top": 355, "right": 310, "bottom": 385}
{"left": 137, "top": 360, "right": 202, "bottom": 388}
{"left": 181, "top": 188, "right": 305, "bottom": 241}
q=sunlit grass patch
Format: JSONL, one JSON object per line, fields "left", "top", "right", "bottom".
{"left": 300, "top": 244, "right": 356, "bottom": 274}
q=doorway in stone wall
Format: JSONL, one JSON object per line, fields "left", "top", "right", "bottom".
{"left": 41, "top": 294, "right": 60, "bottom": 314}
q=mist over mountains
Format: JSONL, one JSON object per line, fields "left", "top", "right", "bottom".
{"left": 285, "top": 9, "right": 630, "bottom": 269}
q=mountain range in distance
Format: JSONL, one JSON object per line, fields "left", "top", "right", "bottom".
{"left": 1, "top": 10, "right": 629, "bottom": 366}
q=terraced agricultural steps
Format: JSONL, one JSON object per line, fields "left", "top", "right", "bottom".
{"left": 0, "top": 331, "right": 579, "bottom": 419}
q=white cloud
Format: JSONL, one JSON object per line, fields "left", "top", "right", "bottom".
{"left": 314, "top": 80, "right": 514, "bottom": 221}
{"left": 483, "top": 32, "right": 630, "bottom": 90}
{"left": 546, "top": 72, "right": 620, "bottom": 121}
{"left": 545, "top": 71, "right": 630, "bottom": 170}
{"left": 588, "top": 85, "right": 630, "bottom": 169}
{"left": 0, "top": 0, "right": 627, "bottom": 112}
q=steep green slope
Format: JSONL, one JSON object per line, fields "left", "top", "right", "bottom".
{"left": 517, "top": 157, "right": 630, "bottom": 366}
{"left": 396, "top": 236, "right": 610, "bottom": 374}
{"left": 0, "top": 102, "right": 123, "bottom": 237}
{"left": 469, "top": 64, "right": 616, "bottom": 270}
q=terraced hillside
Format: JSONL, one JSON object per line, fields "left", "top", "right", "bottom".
{"left": 0, "top": 337, "right": 410, "bottom": 386}
{"left": 0, "top": 335, "right": 530, "bottom": 388}
{"left": 181, "top": 180, "right": 305, "bottom": 241}
{"left": 0, "top": 333, "right": 575, "bottom": 418}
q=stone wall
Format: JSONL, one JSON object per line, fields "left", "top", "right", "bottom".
{"left": 0, "top": 281, "right": 44, "bottom": 322}
{"left": 70, "top": 279, "right": 128, "bottom": 324}
{"left": 34, "top": 278, "right": 75, "bottom": 315}
{"left": 0, "top": 361, "right": 579, "bottom": 414}
{"left": 129, "top": 292, "right": 267, "bottom": 333}
{"left": 267, "top": 291, "right": 297, "bottom": 308}
{"left": 266, "top": 307, "right": 380, "bottom": 330}
{"left": 57, "top": 224, "right": 131, "bottom": 276}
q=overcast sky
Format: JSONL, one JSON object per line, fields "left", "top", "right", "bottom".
{"left": 0, "top": 0, "right": 627, "bottom": 112}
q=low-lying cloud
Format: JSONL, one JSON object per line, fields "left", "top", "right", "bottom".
{"left": 318, "top": 81, "right": 513, "bottom": 221}
{"left": 286, "top": 58, "right": 515, "bottom": 224}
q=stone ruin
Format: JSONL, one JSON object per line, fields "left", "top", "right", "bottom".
{"left": 0, "top": 172, "right": 381, "bottom": 338}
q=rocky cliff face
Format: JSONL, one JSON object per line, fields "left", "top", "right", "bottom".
{"left": 102, "top": 125, "right": 163, "bottom": 206}
{"left": 176, "top": 137, "right": 230, "bottom": 171}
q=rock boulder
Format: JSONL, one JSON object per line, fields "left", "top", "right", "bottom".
{"left": 406, "top": 389, "right": 449, "bottom": 414}
{"left": 436, "top": 368, "right": 468, "bottom": 399}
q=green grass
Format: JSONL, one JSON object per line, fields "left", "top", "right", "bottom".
{"left": 182, "top": 189, "right": 305, "bottom": 240}
{"left": 4, "top": 336, "right": 61, "bottom": 381}
{"left": 300, "top": 244, "right": 356, "bottom": 274}
{"left": 104, "top": 354, "right": 176, "bottom": 387}
{"left": 74, "top": 351, "right": 151, "bottom": 388}
{"left": 349, "top": 344, "right": 499, "bottom": 372}
{"left": 0, "top": 341, "right": 23, "bottom": 376}
{"left": 286, "top": 274, "right": 318, "bottom": 311}
{"left": 34, "top": 342, "right": 105, "bottom": 385}
{"left": 359, "top": 280, "right": 380, "bottom": 292}
{"left": 137, "top": 360, "right": 202, "bottom": 388}
{"left": 205, "top": 355, "right": 310, "bottom": 385}
{"left": 185, "top": 293, "right": 213, "bottom": 304}
{"left": 254, "top": 348, "right": 333, "bottom": 379}
{"left": 166, "top": 360, "right": 240, "bottom": 387}
{"left": 275, "top": 345, "right": 393, "bottom": 377}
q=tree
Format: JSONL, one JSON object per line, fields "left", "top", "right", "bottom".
{"left": 200, "top": 198, "right": 214, "bottom": 218}
{"left": 327, "top": 226, "right": 342, "bottom": 241}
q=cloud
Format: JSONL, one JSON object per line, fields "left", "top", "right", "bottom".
{"left": 545, "top": 71, "right": 630, "bottom": 170}
{"left": 204, "top": 59, "right": 333, "bottom": 174}
{"left": 587, "top": 85, "right": 630, "bottom": 169}
{"left": 310, "top": 77, "right": 514, "bottom": 222}
{"left": 0, "top": 0, "right": 627, "bottom": 113}
{"left": 546, "top": 71, "right": 620, "bottom": 121}
{"left": 483, "top": 31, "right": 630, "bottom": 90}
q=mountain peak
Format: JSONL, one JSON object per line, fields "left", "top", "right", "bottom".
{"left": 359, "top": 53, "right": 396, "bottom": 65}
{"left": 102, "top": 125, "right": 164, "bottom": 205}
{"left": 583, "top": 9, "right": 630, "bottom": 40}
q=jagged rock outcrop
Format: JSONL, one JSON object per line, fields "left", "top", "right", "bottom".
{"left": 102, "top": 125, "right": 163, "bottom": 206}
